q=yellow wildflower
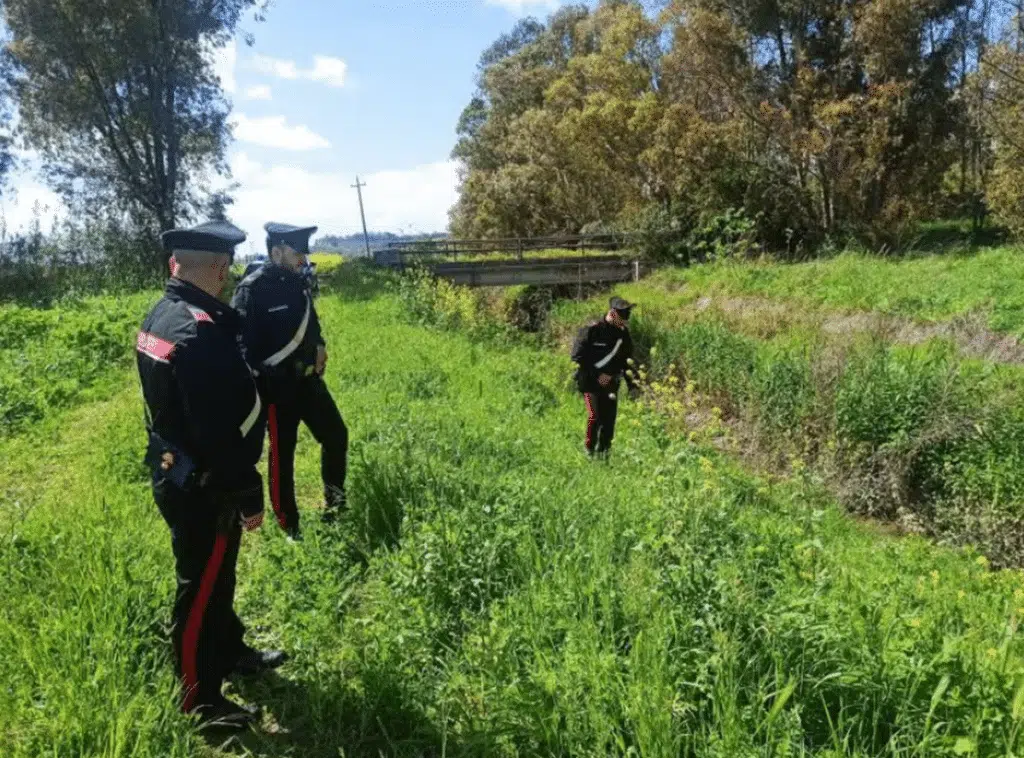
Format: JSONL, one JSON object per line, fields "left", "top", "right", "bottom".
{"left": 909, "top": 618, "right": 922, "bottom": 628}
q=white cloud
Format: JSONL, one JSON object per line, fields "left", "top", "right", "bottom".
{"left": 243, "top": 85, "right": 272, "bottom": 101}
{"left": 248, "top": 54, "right": 348, "bottom": 88}
{"left": 485, "top": 0, "right": 560, "bottom": 13}
{"left": 224, "top": 152, "right": 458, "bottom": 253}
{"left": 210, "top": 40, "right": 237, "bottom": 94}
{"left": 309, "top": 56, "right": 348, "bottom": 88}
{"left": 252, "top": 54, "right": 300, "bottom": 81}
{"left": 231, "top": 114, "right": 330, "bottom": 151}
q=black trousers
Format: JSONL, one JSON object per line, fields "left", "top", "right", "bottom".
{"left": 267, "top": 377, "right": 348, "bottom": 531}
{"left": 584, "top": 391, "right": 619, "bottom": 454}
{"left": 154, "top": 481, "right": 246, "bottom": 711}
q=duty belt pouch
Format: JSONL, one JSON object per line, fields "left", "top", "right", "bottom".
{"left": 145, "top": 432, "right": 198, "bottom": 491}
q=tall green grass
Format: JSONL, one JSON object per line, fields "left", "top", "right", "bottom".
{"left": 0, "top": 292, "right": 155, "bottom": 437}
{"left": 4, "top": 266, "right": 1024, "bottom": 755}
{"left": 650, "top": 247, "right": 1024, "bottom": 336}
{"left": 404, "top": 261, "right": 1024, "bottom": 563}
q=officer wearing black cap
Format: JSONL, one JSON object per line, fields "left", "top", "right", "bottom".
{"left": 570, "top": 296, "right": 639, "bottom": 459}
{"left": 232, "top": 222, "right": 349, "bottom": 540}
{"left": 136, "top": 221, "right": 287, "bottom": 730}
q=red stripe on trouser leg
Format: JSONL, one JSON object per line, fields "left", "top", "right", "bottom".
{"left": 181, "top": 533, "right": 228, "bottom": 713}
{"left": 268, "top": 404, "right": 285, "bottom": 528}
{"left": 584, "top": 393, "right": 597, "bottom": 450}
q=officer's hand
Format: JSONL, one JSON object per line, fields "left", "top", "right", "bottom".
{"left": 241, "top": 511, "right": 263, "bottom": 532}
{"left": 598, "top": 373, "right": 613, "bottom": 387}
{"left": 219, "top": 475, "right": 264, "bottom": 534}
{"left": 316, "top": 345, "right": 328, "bottom": 375}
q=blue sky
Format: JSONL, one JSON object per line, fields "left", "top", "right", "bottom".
{"left": 1, "top": 0, "right": 575, "bottom": 253}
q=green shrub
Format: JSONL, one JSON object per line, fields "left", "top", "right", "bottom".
{"left": 688, "top": 208, "right": 762, "bottom": 263}
{"left": 0, "top": 293, "right": 151, "bottom": 437}
{"left": 834, "top": 343, "right": 964, "bottom": 452}
{"left": 751, "top": 345, "right": 815, "bottom": 434}
{"left": 396, "top": 267, "right": 512, "bottom": 341}
{"left": 670, "top": 320, "right": 758, "bottom": 408}
{"left": 626, "top": 204, "right": 691, "bottom": 265}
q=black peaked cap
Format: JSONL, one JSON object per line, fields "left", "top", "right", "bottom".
{"left": 265, "top": 222, "right": 318, "bottom": 255}
{"left": 161, "top": 220, "right": 247, "bottom": 256}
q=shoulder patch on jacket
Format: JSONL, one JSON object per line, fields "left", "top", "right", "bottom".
{"left": 136, "top": 331, "right": 176, "bottom": 363}
{"left": 187, "top": 305, "right": 213, "bottom": 323}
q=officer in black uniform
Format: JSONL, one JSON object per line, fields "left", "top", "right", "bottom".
{"left": 571, "top": 296, "right": 639, "bottom": 459}
{"left": 136, "top": 221, "right": 287, "bottom": 730}
{"left": 232, "top": 222, "right": 348, "bottom": 541}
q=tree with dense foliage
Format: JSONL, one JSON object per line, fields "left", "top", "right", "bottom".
{"left": 981, "top": 18, "right": 1024, "bottom": 238}
{"left": 2, "top": 0, "right": 270, "bottom": 259}
{"left": 452, "top": 0, "right": 1024, "bottom": 256}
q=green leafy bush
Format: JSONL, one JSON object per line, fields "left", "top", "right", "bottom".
{"left": 0, "top": 293, "right": 153, "bottom": 437}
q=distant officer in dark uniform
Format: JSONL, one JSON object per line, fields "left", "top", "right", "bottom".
{"left": 571, "top": 296, "right": 639, "bottom": 459}
{"left": 136, "top": 221, "right": 287, "bottom": 730}
{"left": 232, "top": 222, "right": 348, "bottom": 541}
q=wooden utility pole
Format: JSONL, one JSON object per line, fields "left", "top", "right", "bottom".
{"left": 352, "top": 176, "right": 371, "bottom": 257}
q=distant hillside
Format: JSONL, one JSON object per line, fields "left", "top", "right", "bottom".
{"left": 314, "top": 231, "right": 448, "bottom": 257}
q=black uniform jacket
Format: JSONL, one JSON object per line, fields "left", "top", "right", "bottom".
{"left": 231, "top": 263, "right": 325, "bottom": 381}
{"left": 136, "top": 279, "right": 266, "bottom": 523}
{"left": 571, "top": 318, "right": 636, "bottom": 394}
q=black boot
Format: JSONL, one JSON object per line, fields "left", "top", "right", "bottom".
{"left": 193, "top": 694, "right": 260, "bottom": 731}
{"left": 323, "top": 485, "right": 347, "bottom": 523}
{"left": 232, "top": 647, "right": 289, "bottom": 677}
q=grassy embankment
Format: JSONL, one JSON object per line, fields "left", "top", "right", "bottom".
{"left": 4, "top": 261, "right": 1024, "bottom": 756}
{"left": 408, "top": 244, "right": 1024, "bottom": 565}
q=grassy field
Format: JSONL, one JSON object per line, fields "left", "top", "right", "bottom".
{"left": 308, "top": 253, "right": 346, "bottom": 273}
{"left": 653, "top": 248, "right": 1024, "bottom": 337}
{"left": 6, "top": 263, "right": 1024, "bottom": 755}
{"left": 403, "top": 246, "right": 1020, "bottom": 569}
{"left": 0, "top": 292, "right": 155, "bottom": 438}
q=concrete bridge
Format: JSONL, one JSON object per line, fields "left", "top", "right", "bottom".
{"left": 377, "top": 254, "right": 646, "bottom": 288}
